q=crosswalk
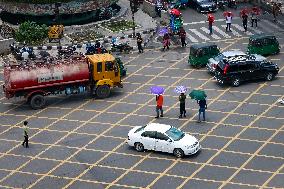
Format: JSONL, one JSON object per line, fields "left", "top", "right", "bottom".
{"left": 184, "top": 20, "right": 283, "bottom": 43}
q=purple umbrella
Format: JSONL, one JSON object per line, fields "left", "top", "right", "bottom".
{"left": 150, "top": 86, "right": 165, "bottom": 95}
{"left": 174, "top": 86, "right": 187, "bottom": 93}
{"left": 158, "top": 27, "right": 168, "bottom": 36}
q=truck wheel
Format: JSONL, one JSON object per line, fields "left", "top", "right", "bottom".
{"left": 96, "top": 85, "right": 110, "bottom": 99}
{"left": 30, "top": 94, "right": 46, "bottom": 109}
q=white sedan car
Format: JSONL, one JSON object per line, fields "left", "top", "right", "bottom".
{"left": 127, "top": 123, "right": 201, "bottom": 158}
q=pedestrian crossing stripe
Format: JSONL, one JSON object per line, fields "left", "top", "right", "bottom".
{"left": 212, "top": 26, "right": 231, "bottom": 38}
{"left": 200, "top": 27, "right": 221, "bottom": 40}
{"left": 221, "top": 25, "right": 242, "bottom": 37}
{"left": 186, "top": 34, "right": 198, "bottom": 43}
{"left": 232, "top": 24, "right": 254, "bottom": 35}
{"left": 183, "top": 20, "right": 282, "bottom": 43}
{"left": 188, "top": 29, "right": 210, "bottom": 41}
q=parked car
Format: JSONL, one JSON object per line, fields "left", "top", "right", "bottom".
{"left": 127, "top": 123, "right": 201, "bottom": 158}
{"left": 214, "top": 54, "right": 279, "bottom": 87}
{"left": 188, "top": 0, "right": 218, "bottom": 13}
{"left": 188, "top": 43, "right": 219, "bottom": 68}
{"left": 207, "top": 50, "right": 246, "bottom": 73}
{"left": 247, "top": 34, "right": 280, "bottom": 56}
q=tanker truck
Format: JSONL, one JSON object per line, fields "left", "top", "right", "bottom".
{"left": 3, "top": 53, "right": 123, "bottom": 109}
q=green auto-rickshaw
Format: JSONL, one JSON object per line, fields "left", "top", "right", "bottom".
{"left": 188, "top": 43, "right": 220, "bottom": 67}
{"left": 247, "top": 34, "right": 280, "bottom": 56}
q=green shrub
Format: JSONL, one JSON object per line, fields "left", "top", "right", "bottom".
{"left": 15, "top": 21, "right": 48, "bottom": 45}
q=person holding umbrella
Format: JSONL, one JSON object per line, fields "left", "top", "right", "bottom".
{"left": 151, "top": 86, "right": 164, "bottom": 118}
{"left": 241, "top": 10, "right": 248, "bottom": 32}
{"left": 189, "top": 90, "right": 207, "bottom": 122}
{"left": 179, "top": 27, "right": 187, "bottom": 47}
{"left": 208, "top": 14, "right": 214, "bottom": 35}
{"left": 163, "top": 33, "right": 170, "bottom": 51}
{"left": 175, "top": 86, "right": 187, "bottom": 118}
{"left": 156, "top": 94, "right": 164, "bottom": 118}
{"left": 251, "top": 7, "right": 259, "bottom": 27}
{"left": 197, "top": 99, "right": 207, "bottom": 122}
{"left": 225, "top": 12, "right": 233, "bottom": 32}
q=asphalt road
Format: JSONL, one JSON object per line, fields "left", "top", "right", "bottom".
{"left": 0, "top": 4, "right": 283, "bottom": 189}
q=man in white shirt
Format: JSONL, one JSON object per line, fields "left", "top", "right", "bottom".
{"left": 226, "top": 13, "right": 232, "bottom": 32}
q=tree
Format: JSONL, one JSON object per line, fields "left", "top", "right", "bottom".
{"left": 15, "top": 21, "right": 48, "bottom": 45}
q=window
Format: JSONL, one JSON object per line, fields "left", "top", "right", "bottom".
{"left": 165, "top": 127, "right": 185, "bottom": 141}
{"left": 141, "top": 131, "right": 156, "bottom": 138}
{"left": 156, "top": 132, "right": 169, "bottom": 141}
{"left": 105, "top": 61, "right": 114, "bottom": 71}
{"left": 238, "top": 63, "right": 251, "bottom": 71}
{"left": 227, "top": 65, "right": 238, "bottom": 72}
{"left": 135, "top": 126, "right": 146, "bottom": 133}
{"left": 97, "top": 62, "right": 102, "bottom": 72}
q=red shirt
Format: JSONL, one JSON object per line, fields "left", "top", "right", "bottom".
{"left": 156, "top": 95, "right": 163, "bottom": 107}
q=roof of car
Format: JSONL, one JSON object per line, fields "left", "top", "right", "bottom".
{"left": 223, "top": 54, "right": 266, "bottom": 65}
{"left": 190, "top": 43, "right": 217, "bottom": 49}
{"left": 145, "top": 123, "right": 172, "bottom": 133}
{"left": 222, "top": 51, "right": 246, "bottom": 57}
{"left": 249, "top": 34, "right": 276, "bottom": 40}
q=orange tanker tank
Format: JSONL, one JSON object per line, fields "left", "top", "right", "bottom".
{"left": 2, "top": 53, "right": 123, "bottom": 109}
{"left": 3, "top": 56, "right": 90, "bottom": 99}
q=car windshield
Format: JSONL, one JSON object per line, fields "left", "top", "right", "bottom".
{"left": 165, "top": 127, "right": 185, "bottom": 141}
{"left": 214, "top": 54, "right": 225, "bottom": 61}
{"left": 135, "top": 125, "right": 146, "bottom": 133}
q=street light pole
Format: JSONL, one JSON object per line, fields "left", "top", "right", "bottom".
{"left": 130, "top": 0, "right": 138, "bottom": 38}
{"left": 132, "top": 12, "right": 135, "bottom": 38}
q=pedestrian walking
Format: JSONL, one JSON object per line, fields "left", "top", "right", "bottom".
{"left": 242, "top": 13, "right": 248, "bottom": 32}
{"left": 272, "top": 2, "right": 280, "bottom": 22}
{"left": 136, "top": 33, "right": 144, "bottom": 53}
{"left": 163, "top": 33, "right": 170, "bottom": 51}
{"left": 179, "top": 93, "right": 186, "bottom": 118}
{"left": 225, "top": 12, "right": 232, "bottom": 32}
{"left": 208, "top": 14, "right": 214, "bottom": 35}
{"left": 197, "top": 99, "right": 207, "bottom": 122}
{"left": 155, "top": 94, "right": 164, "bottom": 118}
{"left": 23, "top": 121, "right": 28, "bottom": 135}
{"left": 179, "top": 27, "right": 186, "bottom": 47}
{"left": 251, "top": 11, "right": 258, "bottom": 27}
{"left": 22, "top": 133, "right": 29, "bottom": 148}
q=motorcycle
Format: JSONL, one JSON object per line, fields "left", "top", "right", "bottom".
{"left": 10, "top": 43, "right": 35, "bottom": 60}
{"left": 112, "top": 43, "right": 132, "bottom": 53}
{"left": 111, "top": 37, "right": 132, "bottom": 53}
{"left": 58, "top": 45, "right": 76, "bottom": 57}
{"left": 85, "top": 44, "right": 107, "bottom": 55}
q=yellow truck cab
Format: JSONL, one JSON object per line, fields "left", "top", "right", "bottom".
{"left": 86, "top": 53, "right": 123, "bottom": 98}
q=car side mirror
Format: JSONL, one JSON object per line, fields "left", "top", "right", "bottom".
{"left": 167, "top": 139, "right": 172, "bottom": 142}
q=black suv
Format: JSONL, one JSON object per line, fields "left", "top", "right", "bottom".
{"left": 214, "top": 55, "right": 279, "bottom": 87}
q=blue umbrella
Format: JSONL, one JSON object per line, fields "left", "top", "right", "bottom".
{"left": 150, "top": 86, "right": 165, "bottom": 95}
{"left": 174, "top": 86, "right": 187, "bottom": 93}
{"left": 159, "top": 27, "right": 169, "bottom": 36}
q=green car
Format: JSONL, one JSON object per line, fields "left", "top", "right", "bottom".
{"left": 188, "top": 43, "right": 220, "bottom": 68}
{"left": 247, "top": 34, "right": 280, "bottom": 56}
